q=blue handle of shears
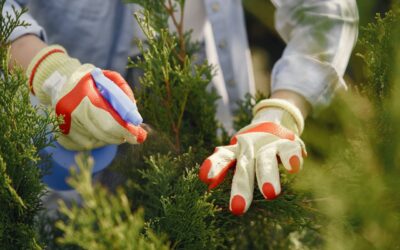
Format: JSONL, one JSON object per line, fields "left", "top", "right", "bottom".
{"left": 41, "top": 68, "right": 141, "bottom": 191}
{"left": 91, "top": 68, "right": 143, "bottom": 126}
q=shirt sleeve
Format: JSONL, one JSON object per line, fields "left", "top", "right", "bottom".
{"left": 270, "top": 0, "right": 359, "bottom": 108}
{"left": 3, "top": 0, "right": 46, "bottom": 42}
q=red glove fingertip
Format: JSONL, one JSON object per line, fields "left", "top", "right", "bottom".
{"left": 230, "top": 195, "right": 246, "bottom": 216}
{"left": 126, "top": 124, "right": 147, "bottom": 143}
{"left": 262, "top": 182, "right": 277, "bottom": 200}
{"left": 136, "top": 126, "right": 148, "bottom": 143}
{"left": 199, "top": 159, "right": 212, "bottom": 184}
{"left": 288, "top": 155, "right": 300, "bottom": 174}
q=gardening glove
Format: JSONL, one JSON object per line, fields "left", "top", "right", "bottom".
{"left": 27, "top": 45, "right": 147, "bottom": 151}
{"left": 199, "top": 99, "right": 306, "bottom": 216}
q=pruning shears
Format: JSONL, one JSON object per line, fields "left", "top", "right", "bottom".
{"left": 41, "top": 68, "right": 141, "bottom": 190}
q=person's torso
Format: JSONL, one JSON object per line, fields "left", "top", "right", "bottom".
{"left": 23, "top": 0, "right": 141, "bottom": 75}
{"left": 18, "top": 0, "right": 254, "bottom": 129}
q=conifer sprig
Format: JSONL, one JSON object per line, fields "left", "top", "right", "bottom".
{"left": 0, "top": 0, "right": 57, "bottom": 249}
{"left": 128, "top": 0, "right": 218, "bottom": 153}
{"left": 55, "top": 154, "right": 169, "bottom": 250}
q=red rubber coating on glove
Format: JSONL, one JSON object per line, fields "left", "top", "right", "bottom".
{"left": 230, "top": 122, "right": 295, "bottom": 145}
{"left": 199, "top": 158, "right": 237, "bottom": 189}
{"left": 288, "top": 155, "right": 300, "bottom": 174}
{"left": 199, "top": 159, "right": 212, "bottom": 184}
{"left": 55, "top": 71, "right": 147, "bottom": 143}
{"left": 262, "top": 182, "right": 277, "bottom": 200}
{"left": 230, "top": 195, "right": 246, "bottom": 216}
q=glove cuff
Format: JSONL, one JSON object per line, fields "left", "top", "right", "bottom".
{"left": 26, "top": 45, "right": 81, "bottom": 105}
{"left": 253, "top": 99, "right": 305, "bottom": 135}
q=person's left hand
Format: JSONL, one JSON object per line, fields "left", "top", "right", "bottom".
{"left": 199, "top": 99, "right": 306, "bottom": 215}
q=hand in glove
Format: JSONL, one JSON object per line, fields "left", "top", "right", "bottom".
{"left": 27, "top": 45, "right": 147, "bottom": 150}
{"left": 199, "top": 99, "right": 306, "bottom": 215}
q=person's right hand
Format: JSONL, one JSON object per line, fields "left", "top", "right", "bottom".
{"left": 27, "top": 45, "right": 147, "bottom": 150}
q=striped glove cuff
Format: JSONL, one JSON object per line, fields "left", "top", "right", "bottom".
{"left": 252, "top": 99, "right": 305, "bottom": 135}
{"left": 26, "top": 45, "right": 81, "bottom": 105}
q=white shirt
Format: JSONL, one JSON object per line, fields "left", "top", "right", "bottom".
{"left": 5, "top": 0, "right": 359, "bottom": 132}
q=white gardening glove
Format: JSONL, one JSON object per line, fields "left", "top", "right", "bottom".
{"left": 199, "top": 99, "right": 306, "bottom": 215}
{"left": 27, "top": 45, "right": 147, "bottom": 150}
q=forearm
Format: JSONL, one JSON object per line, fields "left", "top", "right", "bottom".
{"left": 9, "top": 34, "right": 47, "bottom": 71}
{"left": 271, "top": 0, "right": 359, "bottom": 108}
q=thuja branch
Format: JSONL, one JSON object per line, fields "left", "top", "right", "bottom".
{"left": 163, "top": 1, "right": 190, "bottom": 151}
{"left": 128, "top": 0, "right": 218, "bottom": 153}
{"left": 160, "top": 0, "right": 189, "bottom": 151}
{"left": 0, "top": 1, "right": 57, "bottom": 248}
{"left": 164, "top": 0, "right": 186, "bottom": 64}
{"left": 162, "top": 74, "right": 178, "bottom": 150}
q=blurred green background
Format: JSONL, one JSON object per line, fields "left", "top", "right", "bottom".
{"left": 243, "top": 1, "right": 400, "bottom": 249}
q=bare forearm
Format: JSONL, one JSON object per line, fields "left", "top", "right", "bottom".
{"left": 9, "top": 35, "right": 47, "bottom": 71}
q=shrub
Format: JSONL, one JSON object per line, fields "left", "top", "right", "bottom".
{"left": 0, "top": 1, "right": 56, "bottom": 249}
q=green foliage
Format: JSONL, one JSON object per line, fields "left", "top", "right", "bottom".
{"left": 55, "top": 154, "right": 169, "bottom": 250}
{"left": 298, "top": 4, "right": 400, "bottom": 249}
{"left": 208, "top": 171, "right": 320, "bottom": 250}
{"left": 48, "top": 2, "right": 400, "bottom": 250}
{"left": 358, "top": 5, "right": 400, "bottom": 105}
{"left": 0, "top": 1, "right": 56, "bottom": 249}
{"left": 233, "top": 92, "right": 267, "bottom": 131}
{"left": 114, "top": 145, "right": 319, "bottom": 249}
{"left": 300, "top": 92, "right": 400, "bottom": 249}
{"left": 128, "top": 152, "right": 224, "bottom": 250}
{"left": 128, "top": 0, "right": 219, "bottom": 154}
{"left": 357, "top": 4, "right": 400, "bottom": 171}
{"left": 0, "top": 1, "right": 25, "bottom": 43}
{"left": 109, "top": 2, "right": 320, "bottom": 249}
